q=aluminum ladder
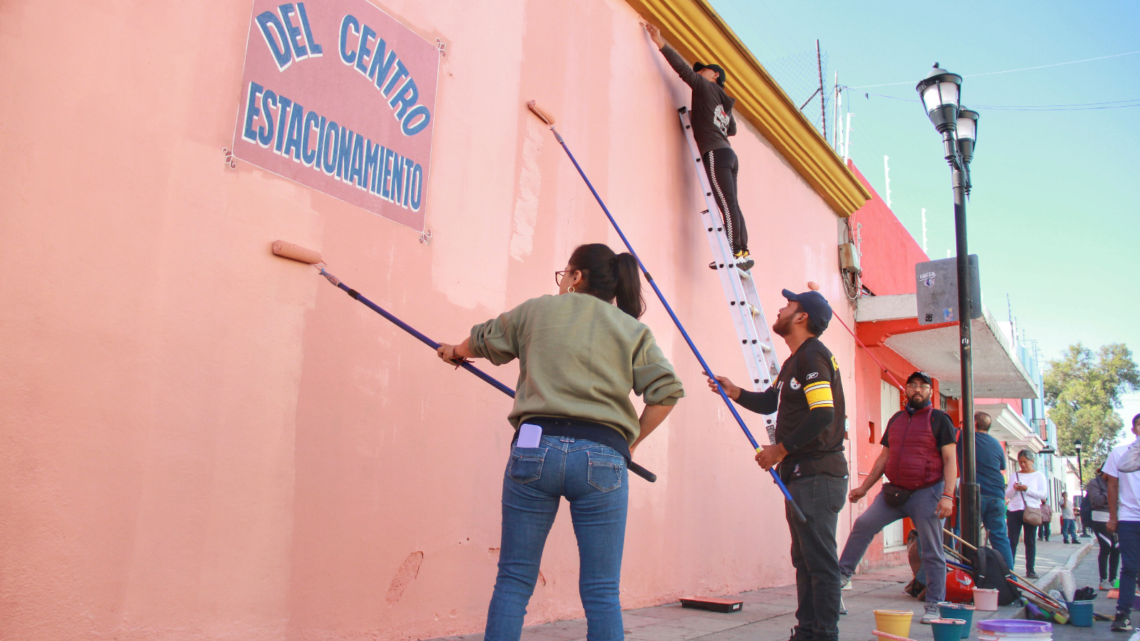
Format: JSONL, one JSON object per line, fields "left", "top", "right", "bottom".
{"left": 678, "top": 107, "right": 780, "bottom": 442}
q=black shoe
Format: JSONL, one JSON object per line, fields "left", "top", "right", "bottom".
{"left": 1025, "top": 571, "right": 1039, "bottom": 579}
{"left": 1111, "top": 613, "right": 1133, "bottom": 631}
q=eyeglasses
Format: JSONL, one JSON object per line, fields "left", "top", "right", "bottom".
{"left": 905, "top": 382, "right": 932, "bottom": 389}
{"left": 555, "top": 270, "right": 570, "bottom": 285}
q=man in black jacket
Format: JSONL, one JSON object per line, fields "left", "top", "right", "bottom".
{"left": 707, "top": 288, "right": 846, "bottom": 641}
{"left": 645, "top": 23, "right": 752, "bottom": 271}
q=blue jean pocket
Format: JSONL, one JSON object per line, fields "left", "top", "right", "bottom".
{"left": 507, "top": 448, "right": 546, "bottom": 485}
{"left": 587, "top": 451, "right": 624, "bottom": 493}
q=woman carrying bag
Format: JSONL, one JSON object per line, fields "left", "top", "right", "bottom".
{"left": 437, "top": 243, "right": 684, "bottom": 641}
{"left": 1005, "top": 449, "right": 1049, "bottom": 578}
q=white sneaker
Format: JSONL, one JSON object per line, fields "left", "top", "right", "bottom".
{"left": 1102, "top": 579, "right": 1115, "bottom": 591}
{"left": 840, "top": 573, "right": 853, "bottom": 590}
{"left": 920, "top": 603, "right": 940, "bottom": 624}
{"left": 734, "top": 251, "right": 754, "bottom": 271}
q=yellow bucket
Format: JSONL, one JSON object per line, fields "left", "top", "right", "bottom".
{"left": 874, "top": 610, "right": 914, "bottom": 640}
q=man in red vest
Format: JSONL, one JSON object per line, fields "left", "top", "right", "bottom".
{"left": 838, "top": 371, "right": 958, "bottom": 623}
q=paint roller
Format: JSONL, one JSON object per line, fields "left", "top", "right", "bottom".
{"left": 526, "top": 99, "right": 807, "bottom": 523}
{"left": 271, "top": 240, "right": 658, "bottom": 483}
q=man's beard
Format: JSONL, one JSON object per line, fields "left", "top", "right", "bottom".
{"left": 773, "top": 315, "right": 792, "bottom": 337}
{"left": 909, "top": 392, "right": 927, "bottom": 406}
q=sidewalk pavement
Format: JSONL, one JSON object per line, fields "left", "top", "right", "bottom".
{"left": 1048, "top": 536, "right": 1113, "bottom": 640}
{"left": 427, "top": 539, "right": 1101, "bottom": 641}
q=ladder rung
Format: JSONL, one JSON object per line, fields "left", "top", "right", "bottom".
{"left": 680, "top": 108, "right": 781, "bottom": 423}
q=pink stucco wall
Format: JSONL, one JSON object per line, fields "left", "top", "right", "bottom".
{"left": 0, "top": 1, "right": 859, "bottom": 639}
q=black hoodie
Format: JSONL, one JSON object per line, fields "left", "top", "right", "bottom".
{"left": 660, "top": 45, "right": 736, "bottom": 156}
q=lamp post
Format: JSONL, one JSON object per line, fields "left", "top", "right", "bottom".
{"left": 916, "top": 64, "right": 982, "bottom": 549}
{"left": 1075, "top": 440, "right": 1087, "bottom": 536}
{"left": 1075, "top": 440, "right": 1084, "bottom": 487}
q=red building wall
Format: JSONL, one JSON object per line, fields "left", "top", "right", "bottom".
{"left": 847, "top": 163, "right": 940, "bottom": 571}
{"left": 846, "top": 164, "right": 932, "bottom": 297}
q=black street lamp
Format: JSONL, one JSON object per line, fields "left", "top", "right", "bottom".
{"left": 1075, "top": 440, "right": 1088, "bottom": 536}
{"left": 1075, "top": 440, "right": 1084, "bottom": 487}
{"left": 916, "top": 63, "right": 982, "bottom": 550}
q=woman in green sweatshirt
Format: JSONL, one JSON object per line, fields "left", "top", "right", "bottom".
{"left": 437, "top": 243, "right": 683, "bottom": 641}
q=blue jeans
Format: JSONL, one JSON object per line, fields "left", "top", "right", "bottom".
{"left": 980, "top": 495, "right": 1015, "bottom": 572}
{"left": 1118, "top": 521, "right": 1140, "bottom": 616}
{"left": 484, "top": 436, "right": 628, "bottom": 641}
{"left": 840, "top": 482, "right": 947, "bottom": 603}
{"left": 1061, "top": 518, "right": 1078, "bottom": 542}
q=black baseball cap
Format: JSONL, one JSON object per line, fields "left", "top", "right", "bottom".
{"left": 693, "top": 61, "right": 726, "bottom": 87}
{"left": 907, "top": 371, "right": 933, "bottom": 386}
{"left": 781, "top": 289, "right": 832, "bottom": 332}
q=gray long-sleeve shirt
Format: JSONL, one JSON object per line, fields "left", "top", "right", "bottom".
{"left": 659, "top": 45, "right": 736, "bottom": 156}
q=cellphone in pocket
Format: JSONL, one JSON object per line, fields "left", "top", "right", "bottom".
{"left": 517, "top": 423, "right": 543, "bottom": 448}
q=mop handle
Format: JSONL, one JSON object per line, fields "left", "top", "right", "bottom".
{"left": 319, "top": 270, "right": 658, "bottom": 483}
{"left": 529, "top": 104, "right": 804, "bottom": 523}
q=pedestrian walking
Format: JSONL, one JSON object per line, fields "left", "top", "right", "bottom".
{"left": 1082, "top": 487, "right": 1095, "bottom": 537}
{"left": 1038, "top": 510, "right": 1052, "bottom": 542}
{"left": 1105, "top": 413, "right": 1140, "bottom": 632}
{"left": 644, "top": 23, "right": 753, "bottom": 271}
{"left": 1087, "top": 468, "right": 1120, "bottom": 591}
{"left": 957, "top": 411, "right": 1016, "bottom": 570}
{"left": 437, "top": 243, "right": 685, "bottom": 641}
{"left": 1006, "top": 450, "right": 1048, "bottom": 579}
{"left": 1061, "top": 491, "right": 1079, "bottom": 544}
{"left": 707, "top": 288, "right": 846, "bottom": 641}
{"left": 836, "top": 371, "right": 957, "bottom": 624}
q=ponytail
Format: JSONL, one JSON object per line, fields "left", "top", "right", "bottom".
{"left": 567, "top": 243, "right": 645, "bottom": 318}
{"left": 613, "top": 253, "right": 644, "bottom": 318}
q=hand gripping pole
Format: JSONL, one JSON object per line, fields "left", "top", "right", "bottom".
{"left": 525, "top": 101, "right": 805, "bottom": 522}
{"left": 271, "top": 240, "right": 657, "bottom": 483}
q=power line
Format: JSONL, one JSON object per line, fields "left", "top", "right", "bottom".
{"left": 845, "top": 88, "right": 1140, "bottom": 112}
{"left": 848, "top": 49, "right": 1140, "bottom": 89}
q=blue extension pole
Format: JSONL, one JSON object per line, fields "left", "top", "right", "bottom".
{"left": 528, "top": 102, "right": 805, "bottom": 522}
{"left": 314, "top": 267, "right": 658, "bottom": 483}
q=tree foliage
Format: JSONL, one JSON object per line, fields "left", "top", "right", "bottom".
{"left": 1044, "top": 343, "right": 1139, "bottom": 481}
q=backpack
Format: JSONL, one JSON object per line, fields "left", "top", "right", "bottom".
{"left": 968, "top": 545, "right": 1021, "bottom": 606}
{"left": 1080, "top": 493, "right": 1094, "bottom": 528}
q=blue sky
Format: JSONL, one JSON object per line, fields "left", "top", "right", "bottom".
{"left": 709, "top": 0, "right": 1140, "bottom": 436}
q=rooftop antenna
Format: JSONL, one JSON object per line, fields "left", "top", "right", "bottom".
{"left": 816, "top": 40, "right": 826, "bottom": 140}
{"left": 843, "top": 113, "right": 853, "bottom": 163}
{"left": 921, "top": 208, "right": 928, "bottom": 254}
{"left": 832, "top": 72, "right": 840, "bottom": 149}
{"left": 884, "top": 156, "right": 892, "bottom": 209}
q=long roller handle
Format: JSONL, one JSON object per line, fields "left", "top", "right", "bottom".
{"left": 311, "top": 265, "right": 657, "bottom": 482}
{"left": 526, "top": 101, "right": 804, "bottom": 522}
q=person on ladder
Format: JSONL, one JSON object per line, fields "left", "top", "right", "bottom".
{"left": 645, "top": 23, "right": 753, "bottom": 271}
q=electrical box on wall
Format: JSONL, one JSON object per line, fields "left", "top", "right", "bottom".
{"left": 838, "top": 243, "right": 861, "bottom": 275}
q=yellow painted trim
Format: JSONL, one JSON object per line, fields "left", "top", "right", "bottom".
{"left": 630, "top": 0, "right": 870, "bottom": 216}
